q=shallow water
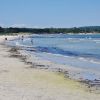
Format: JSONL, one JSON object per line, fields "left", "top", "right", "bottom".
{"left": 8, "top": 34, "right": 100, "bottom": 80}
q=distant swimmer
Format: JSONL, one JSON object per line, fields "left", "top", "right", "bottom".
{"left": 31, "top": 38, "right": 33, "bottom": 45}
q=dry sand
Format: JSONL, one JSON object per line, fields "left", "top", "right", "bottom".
{"left": 0, "top": 35, "right": 100, "bottom": 100}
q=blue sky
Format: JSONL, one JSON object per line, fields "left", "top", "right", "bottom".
{"left": 0, "top": 0, "right": 100, "bottom": 28}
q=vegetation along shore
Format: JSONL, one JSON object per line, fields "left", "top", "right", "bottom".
{"left": 0, "top": 26, "right": 100, "bottom": 34}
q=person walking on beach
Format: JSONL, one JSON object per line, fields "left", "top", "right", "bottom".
{"left": 21, "top": 35, "right": 24, "bottom": 42}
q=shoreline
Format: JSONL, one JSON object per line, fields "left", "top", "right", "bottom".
{"left": 5, "top": 35, "right": 100, "bottom": 90}
{"left": 0, "top": 35, "right": 100, "bottom": 99}
{"left": 1, "top": 35, "right": 100, "bottom": 86}
{"left": 10, "top": 44, "right": 100, "bottom": 92}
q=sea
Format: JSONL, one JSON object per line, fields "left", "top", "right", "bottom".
{"left": 7, "top": 33, "right": 100, "bottom": 80}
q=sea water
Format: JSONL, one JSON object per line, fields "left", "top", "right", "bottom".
{"left": 8, "top": 34, "right": 100, "bottom": 80}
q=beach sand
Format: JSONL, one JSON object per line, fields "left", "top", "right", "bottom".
{"left": 0, "top": 35, "right": 100, "bottom": 100}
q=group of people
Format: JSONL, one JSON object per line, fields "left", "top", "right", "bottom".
{"left": 21, "top": 35, "right": 34, "bottom": 45}
{"left": 4, "top": 35, "right": 34, "bottom": 45}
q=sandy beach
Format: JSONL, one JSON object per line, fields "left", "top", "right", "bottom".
{"left": 0, "top": 35, "right": 100, "bottom": 100}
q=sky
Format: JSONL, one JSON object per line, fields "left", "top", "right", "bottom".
{"left": 0, "top": 0, "right": 100, "bottom": 28}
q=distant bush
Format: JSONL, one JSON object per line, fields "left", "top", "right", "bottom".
{"left": 0, "top": 26, "right": 100, "bottom": 35}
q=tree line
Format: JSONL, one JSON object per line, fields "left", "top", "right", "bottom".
{"left": 0, "top": 26, "right": 100, "bottom": 35}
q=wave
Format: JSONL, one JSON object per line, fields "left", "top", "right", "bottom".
{"left": 35, "top": 46, "right": 100, "bottom": 59}
{"left": 35, "top": 46, "right": 80, "bottom": 57}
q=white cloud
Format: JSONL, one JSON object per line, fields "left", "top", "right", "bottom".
{"left": 11, "top": 24, "right": 28, "bottom": 28}
{"left": 11, "top": 24, "right": 42, "bottom": 28}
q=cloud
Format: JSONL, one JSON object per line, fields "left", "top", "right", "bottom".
{"left": 11, "top": 24, "right": 28, "bottom": 28}
{"left": 11, "top": 24, "right": 42, "bottom": 28}
{"left": 0, "top": 23, "right": 48, "bottom": 28}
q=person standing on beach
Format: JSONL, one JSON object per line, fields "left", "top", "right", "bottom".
{"left": 5, "top": 38, "right": 7, "bottom": 41}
